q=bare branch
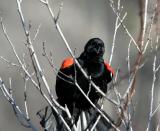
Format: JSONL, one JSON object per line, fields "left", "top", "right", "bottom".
{"left": 151, "top": 102, "right": 160, "bottom": 117}
{"left": 1, "top": 13, "right": 72, "bottom": 131}
{"left": 112, "top": 68, "right": 121, "bottom": 104}
{"left": 146, "top": 55, "right": 156, "bottom": 131}
{"left": 42, "top": 42, "right": 74, "bottom": 84}
{"left": 107, "top": 0, "right": 141, "bottom": 52}
{"left": 117, "top": 12, "right": 127, "bottom": 28}
{"left": 0, "top": 56, "right": 20, "bottom": 67}
{"left": 141, "top": 0, "right": 148, "bottom": 48}
{"left": 40, "top": 0, "right": 48, "bottom": 4}
{"left": 156, "top": 123, "right": 160, "bottom": 131}
{"left": 146, "top": 37, "right": 159, "bottom": 131}
{"left": 123, "top": 73, "right": 136, "bottom": 99}
{"left": 143, "top": 6, "right": 156, "bottom": 54}
{"left": 0, "top": 17, "right": 23, "bottom": 66}
{"left": 23, "top": 77, "right": 29, "bottom": 120}
{"left": 55, "top": 0, "right": 63, "bottom": 24}
{"left": 0, "top": 78, "right": 38, "bottom": 131}
{"left": 16, "top": 0, "right": 51, "bottom": 94}
{"left": 9, "top": 77, "right": 13, "bottom": 97}
{"left": 156, "top": 64, "right": 160, "bottom": 72}
{"left": 127, "top": 40, "right": 132, "bottom": 83}
{"left": 109, "top": 0, "right": 123, "bottom": 65}
{"left": 33, "top": 23, "right": 42, "bottom": 42}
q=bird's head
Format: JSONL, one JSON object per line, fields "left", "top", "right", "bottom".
{"left": 78, "top": 38, "right": 105, "bottom": 77}
{"left": 84, "top": 38, "right": 105, "bottom": 63}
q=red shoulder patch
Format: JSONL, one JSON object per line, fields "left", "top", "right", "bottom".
{"left": 104, "top": 62, "right": 114, "bottom": 75}
{"left": 61, "top": 57, "right": 74, "bottom": 69}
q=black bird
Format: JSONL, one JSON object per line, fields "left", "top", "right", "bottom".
{"left": 56, "top": 38, "right": 114, "bottom": 114}
{"left": 38, "top": 38, "right": 115, "bottom": 131}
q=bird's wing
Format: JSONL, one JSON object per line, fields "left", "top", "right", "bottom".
{"left": 61, "top": 57, "right": 74, "bottom": 69}
{"left": 104, "top": 62, "right": 114, "bottom": 76}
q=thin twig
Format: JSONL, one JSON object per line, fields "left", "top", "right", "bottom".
{"left": 146, "top": 56, "right": 156, "bottom": 131}
{"left": 151, "top": 102, "right": 160, "bottom": 117}
{"left": 0, "top": 78, "right": 38, "bottom": 131}
{"left": 55, "top": 0, "right": 63, "bottom": 24}
{"left": 146, "top": 39, "right": 159, "bottom": 131}
{"left": 109, "top": 0, "right": 124, "bottom": 65}
{"left": 0, "top": 56, "right": 20, "bottom": 67}
{"left": 113, "top": 68, "right": 121, "bottom": 105}
{"left": 33, "top": 23, "right": 42, "bottom": 42}
{"left": 0, "top": 17, "right": 24, "bottom": 67}
{"left": 9, "top": 77, "right": 13, "bottom": 97}
{"left": 127, "top": 40, "right": 132, "bottom": 83}
{"left": 107, "top": 0, "right": 141, "bottom": 52}
{"left": 42, "top": 42, "right": 74, "bottom": 84}
{"left": 23, "top": 76, "right": 29, "bottom": 120}
{"left": 141, "top": 0, "right": 148, "bottom": 48}
{"left": 156, "top": 123, "right": 160, "bottom": 131}
{"left": 123, "top": 73, "right": 136, "bottom": 99}
{"left": 143, "top": 5, "right": 156, "bottom": 54}
{"left": 156, "top": 64, "right": 160, "bottom": 72}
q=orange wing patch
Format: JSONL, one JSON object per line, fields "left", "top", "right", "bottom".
{"left": 61, "top": 57, "right": 74, "bottom": 69}
{"left": 104, "top": 62, "right": 114, "bottom": 75}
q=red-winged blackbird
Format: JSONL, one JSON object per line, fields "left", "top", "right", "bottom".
{"left": 56, "top": 38, "right": 114, "bottom": 113}
{"left": 38, "top": 38, "right": 115, "bottom": 130}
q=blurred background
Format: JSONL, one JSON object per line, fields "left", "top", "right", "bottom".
{"left": 0, "top": 0, "right": 160, "bottom": 130}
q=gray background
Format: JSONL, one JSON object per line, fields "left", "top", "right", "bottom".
{"left": 0, "top": 0, "right": 160, "bottom": 131}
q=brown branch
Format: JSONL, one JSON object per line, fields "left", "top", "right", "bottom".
{"left": 114, "top": 0, "right": 149, "bottom": 128}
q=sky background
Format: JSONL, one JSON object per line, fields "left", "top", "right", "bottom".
{"left": 0, "top": 0, "right": 160, "bottom": 131}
